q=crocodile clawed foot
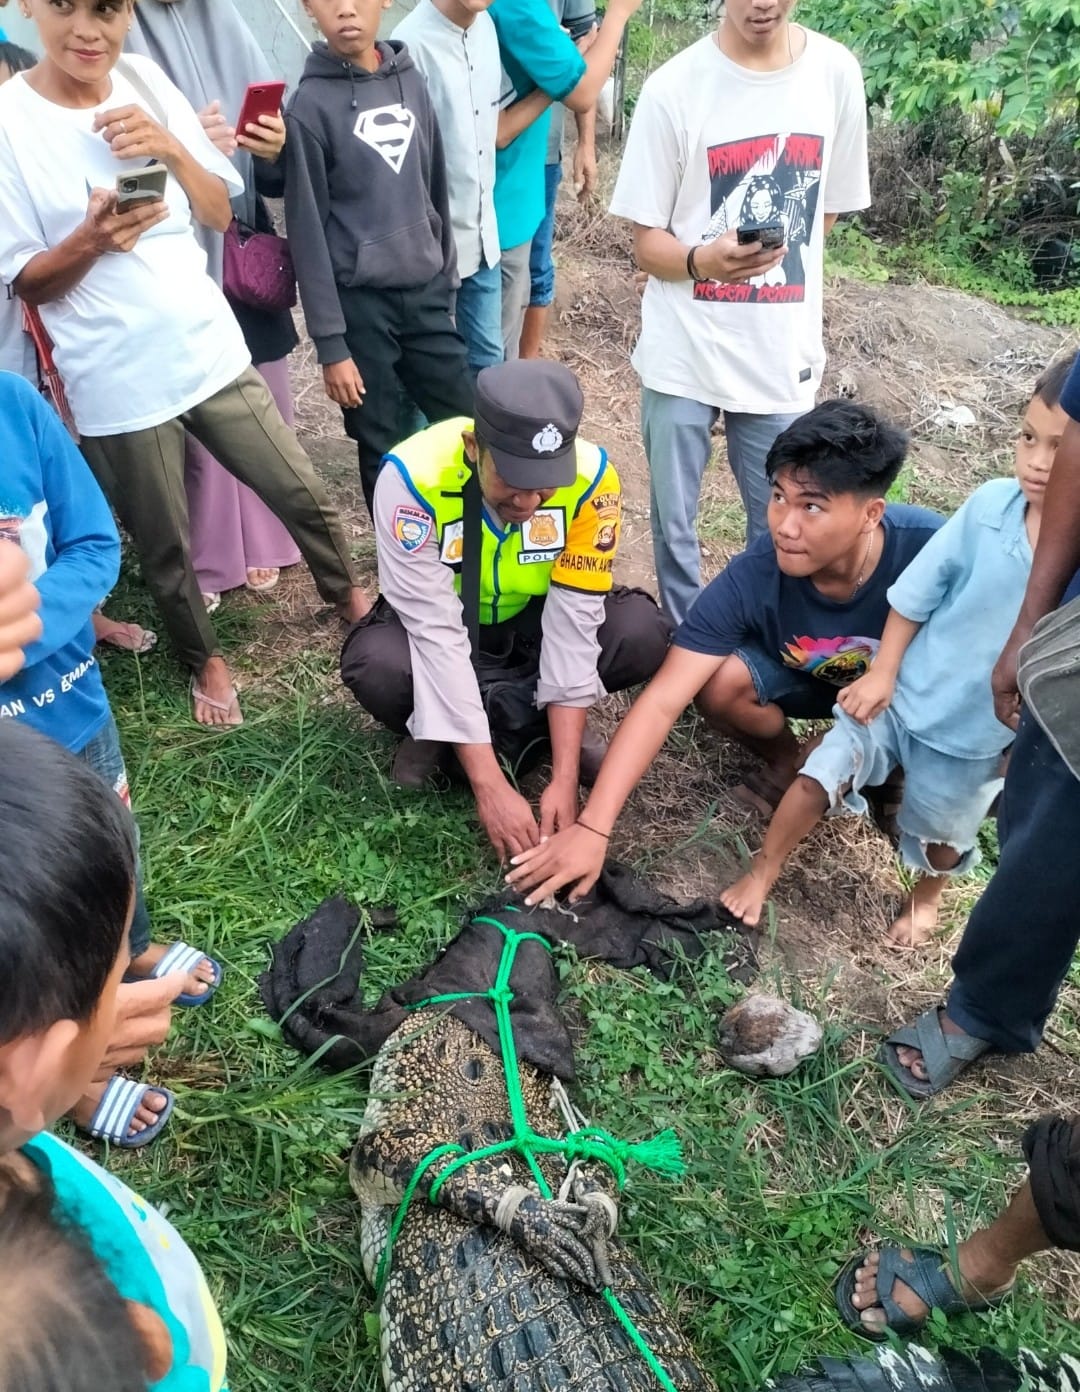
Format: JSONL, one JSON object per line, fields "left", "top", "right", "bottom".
{"left": 568, "top": 1189, "right": 615, "bottom": 1290}
{"left": 497, "top": 1188, "right": 609, "bottom": 1290}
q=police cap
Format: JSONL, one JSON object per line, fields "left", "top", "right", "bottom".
{"left": 473, "top": 360, "right": 584, "bottom": 490}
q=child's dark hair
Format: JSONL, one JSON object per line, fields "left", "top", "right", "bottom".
{"left": 0, "top": 1159, "right": 147, "bottom": 1392}
{"left": 765, "top": 399, "right": 909, "bottom": 499}
{"left": 0, "top": 722, "right": 136, "bottom": 1046}
{"left": 1033, "top": 352, "right": 1078, "bottom": 411}
{"left": 0, "top": 40, "right": 36, "bottom": 77}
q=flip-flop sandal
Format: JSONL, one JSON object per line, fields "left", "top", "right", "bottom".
{"left": 834, "top": 1243, "right": 1012, "bottom": 1341}
{"left": 85, "top": 1076, "right": 175, "bottom": 1149}
{"left": 202, "top": 591, "right": 221, "bottom": 615}
{"left": 879, "top": 1006, "right": 992, "bottom": 1099}
{"left": 245, "top": 568, "right": 280, "bottom": 593}
{"left": 125, "top": 940, "right": 223, "bottom": 1008}
{"left": 98, "top": 623, "right": 158, "bottom": 655}
{"left": 190, "top": 676, "right": 243, "bottom": 728}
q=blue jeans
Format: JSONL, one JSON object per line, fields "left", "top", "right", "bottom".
{"left": 641, "top": 387, "right": 804, "bottom": 625}
{"left": 455, "top": 260, "right": 504, "bottom": 379}
{"left": 528, "top": 162, "right": 563, "bottom": 307}
{"left": 79, "top": 715, "right": 152, "bottom": 958}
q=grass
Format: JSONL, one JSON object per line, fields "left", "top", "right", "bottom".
{"left": 77, "top": 548, "right": 1080, "bottom": 1391}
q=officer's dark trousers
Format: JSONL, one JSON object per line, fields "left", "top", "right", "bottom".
{"left": 947, "top": 705, "right": 1080, "bottom": 1053}
{"left": 337, "top": 278, "right": 475, "bottom": 514}
{"left": 341, "top": 587, "right": 673, "bottom": 768}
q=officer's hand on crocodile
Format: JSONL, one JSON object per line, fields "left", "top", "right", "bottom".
{"left": 506, "top": 823, "right": 606, "bottom": 904}
{"left": 538, "top": 778, "right": 578, "bottom": 839}
{"left": 474, "top": 777, "right": 540, "bottom": 858}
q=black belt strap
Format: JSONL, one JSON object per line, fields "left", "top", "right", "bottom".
{"left": 460, "top": 468, "right": 483, "bottom": 666}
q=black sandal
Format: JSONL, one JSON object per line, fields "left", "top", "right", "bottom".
{"left": 835, "top": 1243, "right": 1012, "bottom": 1340}
{"left": 880, "top": 1007, "right": 992, "bottom": 1099}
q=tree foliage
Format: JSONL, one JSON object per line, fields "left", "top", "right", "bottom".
{"left": 796, "top": 0, "right": 1080, "bottom": 138}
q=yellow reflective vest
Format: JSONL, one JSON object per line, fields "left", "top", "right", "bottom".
{"left": 385, "top": 417, "right": 623, "bottom": 626}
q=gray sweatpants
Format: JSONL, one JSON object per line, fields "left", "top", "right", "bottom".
{"left": 641, "top": 386, "right": 803, "bottom": 625}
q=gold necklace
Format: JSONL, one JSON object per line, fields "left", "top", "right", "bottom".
{"left": 850, "top": 529, "right": 875, "bottom": 599}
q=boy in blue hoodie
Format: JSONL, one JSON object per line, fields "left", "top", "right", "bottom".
{"left": 287, "top": 0, "right": 476, "bottom": 512}
{"left": 0, "top": 370, "right": 217, "bottom": 1145}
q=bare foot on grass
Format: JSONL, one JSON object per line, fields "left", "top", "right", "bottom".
{"left": 850, "top": 1239, "right": 1015, "bottom": 1334}
{"left": 720, "top": 859, "right": 777, "bottom": 927}
{"left": 885, "top": 874, "right": 946, "bottom": 948}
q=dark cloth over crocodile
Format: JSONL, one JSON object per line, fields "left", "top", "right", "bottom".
{"left": 258, "top": 862, "right": 747, "bottom": 1077}
{"left": 768, "top": 1347, "right": 1071, "bottom": 1392}
{"left": 1022, "top": 1114, "right": 1080, "bottom": 1253}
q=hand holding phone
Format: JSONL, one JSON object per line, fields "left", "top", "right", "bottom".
{"left": 115, "top": 162, "right": 168, "bottom": 209}
{"left": 83, "top": 186, "right": 169, "bottom": 257}
{"left": 236, "top": 81, "right": 286, "bottom": 137}
{"left": 736, "top": 222, "right": 785, "bottom": 251}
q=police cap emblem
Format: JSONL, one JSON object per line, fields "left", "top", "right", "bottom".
{"left": 532, "top": 423, "right": 564, "bottom": 454}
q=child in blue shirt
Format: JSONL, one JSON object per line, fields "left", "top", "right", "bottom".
{"left": 720, "top": 355, "right": 1075, "bottom": 944}
{"left": 0, "top": 371, "right": 220, "bottom": 1144}
{"left": 0, "top": 722, "right": 229, "bottom": 1390}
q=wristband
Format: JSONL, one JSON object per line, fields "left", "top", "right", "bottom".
{"left": 686, "top": 245, "right": 707, "bottom": 283}
{"left": 576, "top": 818, "right": 610, "bottom": 841}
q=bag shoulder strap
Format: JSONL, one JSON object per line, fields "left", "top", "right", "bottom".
{"left": 113, "top": 56, "right": 170, "bottom": 129}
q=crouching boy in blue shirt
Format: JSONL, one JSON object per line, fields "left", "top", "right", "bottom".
{"left": 720, "top": 355, "right": 1075, "bottom": 944}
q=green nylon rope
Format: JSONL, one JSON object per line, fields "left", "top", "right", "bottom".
{"left": 371, "top": 915, "right": 684, "bottom": 1392}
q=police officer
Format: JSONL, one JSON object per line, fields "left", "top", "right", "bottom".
{"left": 341, "top": 361, "right": 671, "bottom": 857}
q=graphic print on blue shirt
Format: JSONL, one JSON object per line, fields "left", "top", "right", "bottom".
{"left": 780, "top": 632, "right": 878, "bottom": 684}
{"left": 695, "top": 133, "right": 824, "bottom": 305}
{"left": 0, "top": 371, "right": 119, "bottom": 752}
{"left": 674, "top": 503, "right": 944, "bottom": 683}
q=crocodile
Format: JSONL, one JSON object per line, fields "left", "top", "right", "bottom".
{"left": 349, "top": 924, "right": 720, "bottom": 1392}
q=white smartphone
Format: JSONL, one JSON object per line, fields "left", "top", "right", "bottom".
{"left": 115, "top": 162, "right": 168, "bottom": 209}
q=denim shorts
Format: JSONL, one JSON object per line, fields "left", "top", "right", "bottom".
{"left": 734, "top": 641, "right": 839, "bottom": 720}
{"left": 801, "top": 705, "right": 1004, "bottom": 874}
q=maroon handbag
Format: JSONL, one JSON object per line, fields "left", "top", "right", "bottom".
{"left": 222, "top": 218, "right": 297, "bottom": 314}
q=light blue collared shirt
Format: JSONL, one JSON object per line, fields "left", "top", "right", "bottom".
{"left": 889, "top": 477, "right": 1032, "bottom": 758}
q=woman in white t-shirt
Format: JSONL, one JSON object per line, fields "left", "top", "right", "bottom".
{"left": 0, "top": 0, "right": 370, "bottom": 726}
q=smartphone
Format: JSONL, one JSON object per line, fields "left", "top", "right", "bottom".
{"left": 115, "top": 162, "right": 168, "bottom": 209}
{"left": 737, "top": 222, "right": 785, "bottom": 250}
{"left": 236, "top": 80, "right": 286, "bottom": 135}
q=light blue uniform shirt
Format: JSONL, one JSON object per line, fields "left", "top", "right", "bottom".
{"left": 888, "top": 477, "right": 1032, "bottom": 759}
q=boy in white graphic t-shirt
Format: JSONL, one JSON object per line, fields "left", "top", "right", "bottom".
{"left": 609, "top": 0, "right": 870, "bottom": 625}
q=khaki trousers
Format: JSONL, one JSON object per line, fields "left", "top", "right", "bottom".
{"left": 82, "top": 366, "right": 356, "bottom": 670}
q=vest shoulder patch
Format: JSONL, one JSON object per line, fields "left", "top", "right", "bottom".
{"left": 393, "top": 504, "right": 433, "bottom": 553}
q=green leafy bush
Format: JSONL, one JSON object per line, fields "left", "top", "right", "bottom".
{"left": 797, "top": 0, "right": 1080, "bottom": 138}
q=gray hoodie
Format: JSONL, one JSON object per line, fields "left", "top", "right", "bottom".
{"left": 285, "top": 40, "right": 458, "bottom": 365}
